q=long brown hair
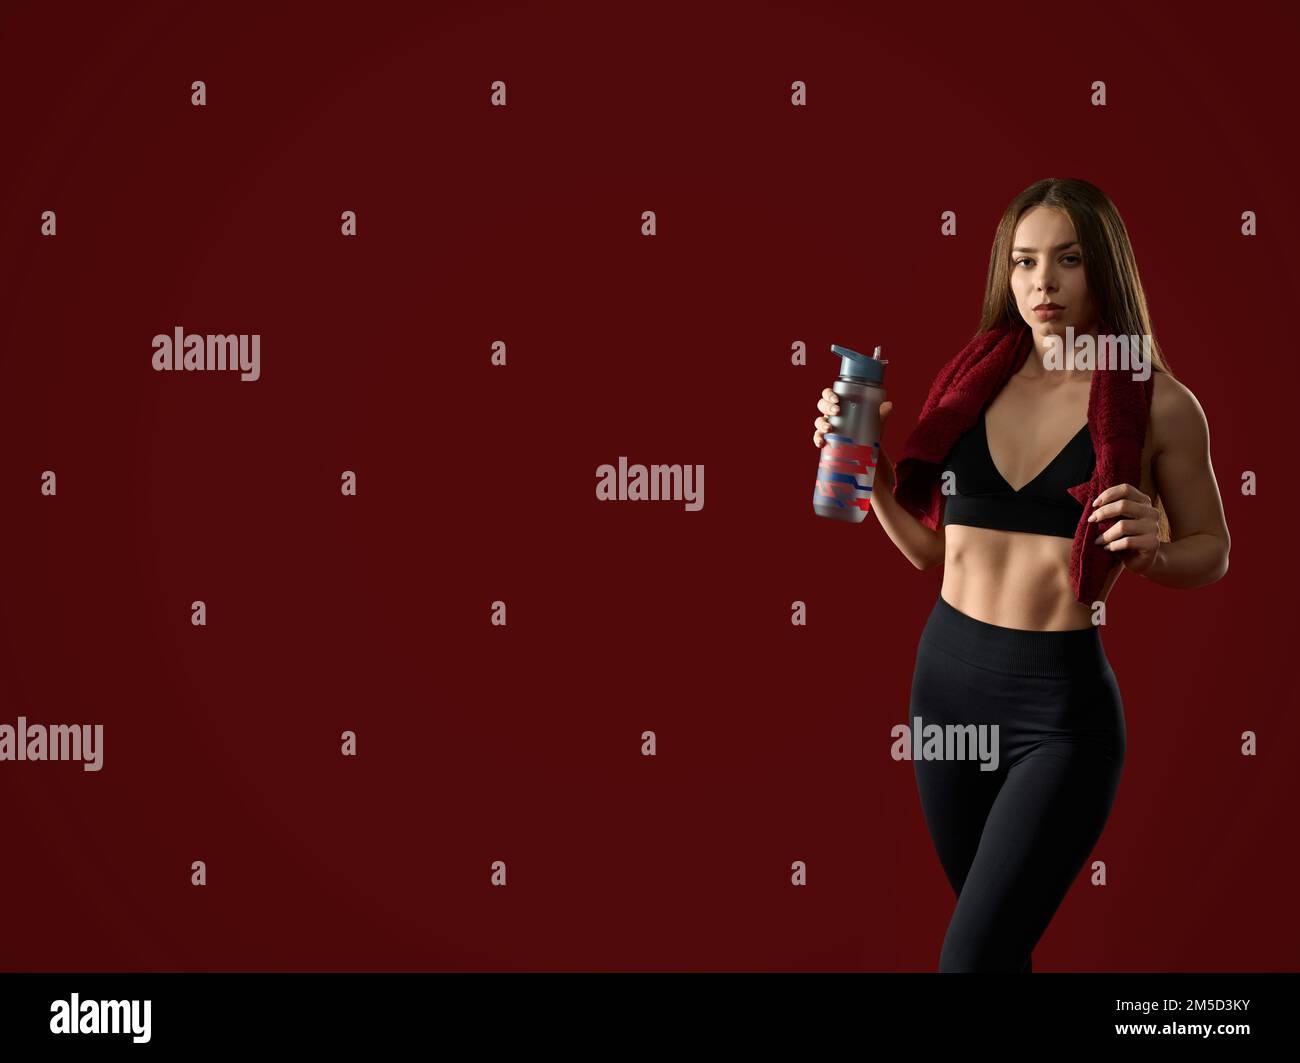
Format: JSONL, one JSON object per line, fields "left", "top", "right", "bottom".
{"left": 977, "top": 178, "right": 1173, "bottom": 539}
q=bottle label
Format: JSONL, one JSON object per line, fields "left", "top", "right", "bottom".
{"left": 814, "top": 435, "right": 878, "bottom": 511}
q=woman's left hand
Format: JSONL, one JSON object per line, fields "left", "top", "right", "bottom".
{"left": 1088, "top": 484, "right": 1162, "bottom": 575}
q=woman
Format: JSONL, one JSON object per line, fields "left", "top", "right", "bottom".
{"left": 812, "top": 178, "right": 1231, "bottom": 972}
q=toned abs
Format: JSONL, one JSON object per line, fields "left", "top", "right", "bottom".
{"left": 939, "top": 372, "right": 1162, "bottom": 630}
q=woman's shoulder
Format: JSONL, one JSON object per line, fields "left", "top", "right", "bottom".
{"left": 1149, "top": 368, "right": 1210, "bottom": 457}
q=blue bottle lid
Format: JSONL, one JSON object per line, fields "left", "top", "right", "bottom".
{"left": 831, "top": 344, "right": 888, "bottom": 384}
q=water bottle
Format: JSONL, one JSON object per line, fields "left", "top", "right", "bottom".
{"left": 813, "top": 343, "right": 889, "bottom": 523}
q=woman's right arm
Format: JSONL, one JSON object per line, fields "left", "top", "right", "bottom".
{"left": 870, "top": 480, "right": 946, "bottom": 571}
{"left": 815, "top": 389, "right": 946, "bottom": 571}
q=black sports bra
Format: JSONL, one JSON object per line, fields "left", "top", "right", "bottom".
{"left": 941, "top": 408, "right": 1096, "bottom": 538}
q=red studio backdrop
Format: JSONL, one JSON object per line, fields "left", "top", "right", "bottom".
{"left": 1, "top": 0, "right": 1296, "bottom": 973}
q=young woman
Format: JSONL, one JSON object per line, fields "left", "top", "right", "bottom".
{"left": 812, "top": 178, "right": 1231, "bottom": 972}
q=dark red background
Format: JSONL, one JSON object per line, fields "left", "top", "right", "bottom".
{"left": 1, "top": 0, "right": 1295, "bottom": 971}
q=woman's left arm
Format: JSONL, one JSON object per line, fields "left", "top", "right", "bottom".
{"left": 1089, "top": 373, "right": 1231, "bottom": 588}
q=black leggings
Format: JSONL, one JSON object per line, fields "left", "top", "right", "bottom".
{"left": 909, "top": 593, "right": 1126, "bottom": 973}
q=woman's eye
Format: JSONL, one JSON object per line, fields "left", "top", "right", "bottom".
{"left": 1014, "top": 254, "right": 1080, "bottom": 267}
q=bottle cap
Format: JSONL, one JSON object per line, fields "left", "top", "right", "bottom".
{"left": 831, "top": 344, "right": 888, "bottom": 384}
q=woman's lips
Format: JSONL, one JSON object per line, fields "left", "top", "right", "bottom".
{"left": 1033, "top": 307, "right": 1064, "bottom": 320}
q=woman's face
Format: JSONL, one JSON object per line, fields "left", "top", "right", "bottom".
{"left": 1009, "top": 206, "right": 1099, "bottom": 345}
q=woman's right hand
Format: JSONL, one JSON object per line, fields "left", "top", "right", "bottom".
{"left": 814, "top": 388, "right": 895, "bottom": 494}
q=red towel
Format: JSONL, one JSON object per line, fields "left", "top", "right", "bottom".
{"left": 892, "top": 319, "right": 1154, "bottom": 606}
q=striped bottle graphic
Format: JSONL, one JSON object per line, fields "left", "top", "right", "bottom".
{"left": 813, "top": 344, "right": 889, "bottom": 524}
